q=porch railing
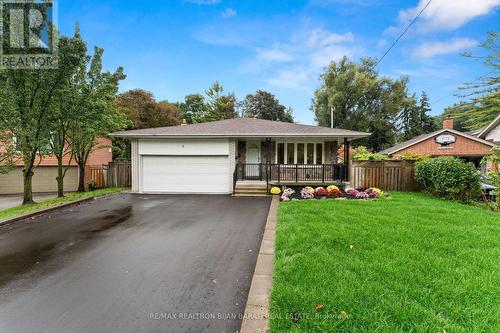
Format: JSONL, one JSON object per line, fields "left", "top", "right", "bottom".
{"left": 235, "top": 163, "right": 348, "bottom": 183}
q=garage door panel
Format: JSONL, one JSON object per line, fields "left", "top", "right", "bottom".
{"left": 141, "top": 156, "right": 229, "bottom": 193}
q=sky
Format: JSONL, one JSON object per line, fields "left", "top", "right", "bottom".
{"left": 57, "top": 0, "right": 500, "bottom": 125}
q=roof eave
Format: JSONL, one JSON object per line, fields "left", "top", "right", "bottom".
{"left": 111, "top": 133, "right": 371, "bottom": 139}
{"left": 477, "top": 114, "right": 500, "bottom": 138}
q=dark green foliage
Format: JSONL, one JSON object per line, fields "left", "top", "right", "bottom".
{"left": 312, "top": 57, "right": 417, "bottom": 151}
{"left": 415, "top": 157, "right": 481, "bottom": 203}
{"left": 241, "top": 90, "right": 293, "bottom": 122}
{"left": 177, "top": 82, "right": 237, "bottom": 123}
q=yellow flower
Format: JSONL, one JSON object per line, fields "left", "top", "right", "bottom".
{"left": 270, "top": 187, "right": 281, "bottom": 195}
{"left": 339, "top": 310, "right": 349, "bottom": 318}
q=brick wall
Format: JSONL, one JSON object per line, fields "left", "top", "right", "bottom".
{"left": 396, "top": 132, "right": 492, "bottom": 157}
{"left": 3, "top": 136, "right": 113, "bottom": 167}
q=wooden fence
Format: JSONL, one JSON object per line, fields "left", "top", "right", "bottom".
{"left": 107, "top": 161, "right": 131, "bottom": 188}
{"left": 350, "top": 160, "right": 418, "bottom": 191}
{"left": 89, "top": 167, "right": 106, "bottom": 188}
{"left": 85, "top": 161, "right": 131, "bottom": 189}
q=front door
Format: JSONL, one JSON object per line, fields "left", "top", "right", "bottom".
{"left": 245, "top": 142, "right": 261, "bottom": 178}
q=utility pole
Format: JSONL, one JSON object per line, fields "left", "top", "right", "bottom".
{"left": 330, "top": 106, "right": 334, "bottom": 128}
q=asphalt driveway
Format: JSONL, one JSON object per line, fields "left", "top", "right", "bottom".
{"left": 0, "top": 194, "right": 271, "bottom": 333}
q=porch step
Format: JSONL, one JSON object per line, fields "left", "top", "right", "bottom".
{"left": 234, "top": 181, "right": 268, "bottom": 196}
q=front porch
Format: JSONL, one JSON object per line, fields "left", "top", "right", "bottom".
{"left": 234, "top": 138, "right": 351, "bottom": 188}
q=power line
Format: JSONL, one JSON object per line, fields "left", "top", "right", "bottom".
{"left": 375, "top": 0, "right": 433, "bottom": 67}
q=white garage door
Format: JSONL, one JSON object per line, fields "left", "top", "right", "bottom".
{"left": 141, "top": 155, "right": 230, "bottom": 193}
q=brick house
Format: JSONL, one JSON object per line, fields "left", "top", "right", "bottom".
{"left": 380, "top": 116, "right": 499, "bottom": 169}
{"left": 0, "top": 137, "right": 113, "bottom": 194}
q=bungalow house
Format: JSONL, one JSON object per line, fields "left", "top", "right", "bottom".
{"left": 112, "top": 118, "right": 370, "bottom": 195}
{"left": 0, "top": 137, "right": 113, "bottom": 194}
{"left": 380, "top": 116, "right": 499, "bottom": 168}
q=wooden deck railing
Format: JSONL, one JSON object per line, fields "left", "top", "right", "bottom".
{"left": 235, "top": 163, "right": 348, "bottom": 183}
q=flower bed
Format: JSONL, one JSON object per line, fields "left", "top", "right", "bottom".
{"left": 276, "top": 185, "right": 388, "bottom": 201}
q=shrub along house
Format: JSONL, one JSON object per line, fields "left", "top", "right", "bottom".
{"left": 380, "top": 116, "right": 498, "bottom": 172}
{"left": 112, "top": 118, "right": 370, "bottom": 195}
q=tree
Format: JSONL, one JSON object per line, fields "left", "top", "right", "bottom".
{"left": 114, "top": 90, "right": 180, "bottom": 160}
{"left": 49, "top": 28, "right": 88, "bottom": 197}
{"left": 444, "top": 32, "right": 499, "bottom": 130}
{"left": 418, "top": 92, "right": 437, "bottom": 133}
{"left": 241, "top": 90, "right": 294, "bottom": 122}
{"left": 67, "top": 46, "right": 128, "bottom": 192}
{"left": 0, "top": 31, "right": 87, "bottom": 204}
{"left": 397, "top": 91, "right": 437, "bottom": 141}
{"left": 204, "top": 81, "right": 237, "bottom": 122}
{"left": 312, "top": 57, "right": 409, "bottom": 151}
{"left": 177, "top": 94, "right": 209, "bottom": 124}
{"left": 0, "top": 132, "right": 16, "bottom": 174}
{"left": 115, "top": 89, "right": 180, "bottom": 129}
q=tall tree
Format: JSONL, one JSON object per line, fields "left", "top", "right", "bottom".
{"left": 312, "top": 57, "right": 409, "bottom": 151}
{"left": 242, "top": 90, "right": 294, "bottom": 122}
{"left": 418, "top": 91, "right": 437, "bottom": 133}
{"left": 67, "top": 47, "right": 128, "bottom": 192}
{"left": 0, "top": 31, "right": 87, "bottom": 204}
{"left": 444, "top": 32, "right": 499, "bottom": 129}
{"left": 49, "top": 28, "right": 88, "bottom": 197}
{"left": 397, "top": 91, "right": 437, "bottom": 141}
{"left": 204, "top": 81, "right": 237, "bottom": 122}
{"left": 115, "top": 89, "right": 180, "bottom": 129}
{"left": 176, "top": 94, "right": 209, "bottom": 124}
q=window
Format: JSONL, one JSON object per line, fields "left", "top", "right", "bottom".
{"left": 287, "top": 143, "right": 295, "bottom": 164}
{"left": 307, "top": 143, "right": 314, "bottom": 165}
{"left": 316, "top": 143, "right": 323, "bottom": 164}
{"left": 277, "top": 143, "right": 285, "bottom": 164}
{"left": 276, "top": 142, "right": 325, "bottom": 164}
{"left": 297, "top": 143, "right": 304, "bottom": 164}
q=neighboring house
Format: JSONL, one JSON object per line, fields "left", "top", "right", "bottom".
{"left": 0, "top": 137, "right": 113, "bottom": 194}
{"left": 472, "top": 113, "right": 500, "bottom": 144}
{"left": 112, "top": 118, "right": 370, "bottom": 194}
{"left": 380, "top": 116, "right": 498, "bottom": 168}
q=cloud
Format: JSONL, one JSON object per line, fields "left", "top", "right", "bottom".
{"left": 412, "top": 38, "right": 477, "bottom": 59}
{"left": 306, "top": 30, "right": 353, "bottom": 47}
{"left": 221, "top": 8, "right": 237, "bottom": 18}
{"left": 397, "top": 0, "right": 500, "bottom": 32}
{"left": 256, "top": 48, "right": 295, "bottom": 62}
{"left": 184, "top": 0, "right": 221, "bottom": 5}
{"left": 247, "top": 29, "right": 359, "bottom": 90}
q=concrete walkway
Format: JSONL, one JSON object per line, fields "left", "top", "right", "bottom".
{"left": 241, "top": 195, "right": 278, "bottom": 333}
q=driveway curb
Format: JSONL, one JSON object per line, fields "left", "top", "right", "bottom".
{"left": 0, "top": 192, "right": 122, "bottom": 227}
{"left": 240, "top": 195, "right": 279, "bottom": 333}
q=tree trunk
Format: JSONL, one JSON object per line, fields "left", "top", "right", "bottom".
{"left": 22, "top": 168, "right": 35, "bottom": 205}
{"left": 56, "top": 157, "right": 64, "bottom": 198}
{"left": 77, "top": 163, "right": 86, "bottom": 192}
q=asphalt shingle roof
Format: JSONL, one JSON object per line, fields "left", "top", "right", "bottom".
{"left": 112, "top": 117, "right": 371, "bottom": 138}
{"left": 379, "top": 130, "right": 442, "bottom": 155}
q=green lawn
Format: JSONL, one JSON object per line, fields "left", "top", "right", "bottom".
{"left": 0, "top": 188, "right": 123, "bottom": 222}
{"left": 270, "top": 192, "right": 500, "bottom": 333}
